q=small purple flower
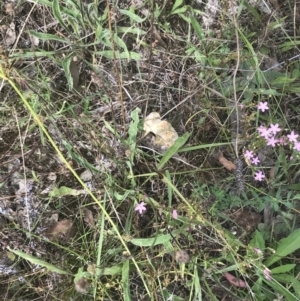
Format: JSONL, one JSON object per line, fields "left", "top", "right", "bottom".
{"left": 294, "top": 142, "right": 300, "bottom": 151}
{"left": 287, "top": 131, "right": 299, "bottom": 143}
{"left": 254, "top": 170, "right": 265, "bottom": 181}
{"left": 244, "top": 150, "right": 254, "bottom": 160}
{"left": 266, "top": 136, "right": 278, "bottom": 147}
{"left": 254, "top": 248, "right": 262, "bottom": 254}
{"left": 135, "top": 202, "right": 146, "bottom": 214}
{"left": 251, "top": 156, "right": 260, "bottom": 165}
{"left": 172, "top": 210, "right": 178, "bottom": 219}
{"left": 258, "top": 126, "right": 271, "bottom": 139}
{"left": 269, "top": 123, "right": 281, "bottom": 135}
{"left": 257, "top": 102, "right": 269, "bottom": 112}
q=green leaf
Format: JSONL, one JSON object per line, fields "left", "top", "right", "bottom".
{"left": 263, "top": 276, "right": 296, "bottom": 301}
{"left": 52, "top": 0, "right": 69, "bottom": 33}
{"left": 157, "top": 132, "right": 190, "bottom": 169}
{"left": 62, "top": 54, "right": 74, "bottom": 91}
{"left": 121, "top": 260, "right": 131, "bottom": 301}
{"left": 171, "top": 0, "right": 184, "bottom": 13}
{"left": 8, "top": 248, "right": 72, "bottom": 275}
{"left": 128, "top": 108, "right": 141, "bottom": 154}
{"left": 119, "top": 9, "right": 146, "bottom": 23}
{"left": 271, "top": 264, "right": 296, "bottom": 274}
{"left": 28, "top": 31, "right": 70, "bottom": 44}
{"left": 130, "top": 234, "right": 171, "bottom": 247}
{"left": 49, "top": 186, "right": 85, "bottom": 197}
{"left": 265, "top": 228, "right": 300, "bottom": 267}
{"left": 190, "top": 17, "right": 204, "bottom": 40}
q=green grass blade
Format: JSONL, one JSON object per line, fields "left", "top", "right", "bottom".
{"left": 8, "top": 247, "right": 72, "bottom": 275}
{"left": 157, "top": 132, "right": 190, "bottom": 169}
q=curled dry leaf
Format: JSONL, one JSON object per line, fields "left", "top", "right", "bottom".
{"left": 174, "top": 250, "right": 190, "bottom": 264}
{"left": 143, "top": 112, "right": 178, "bottom": 150}
{"left": 218, "top": 151, "right": 236, "bottom": 171}
{"left": 223, "top": 272, "right": 247, "bottom": 288}
{"left": 83, "top": 209, "right": 94, "bottom": 228}
{"left": 5, "top": 3, "right": 15, "bottom": 16}
{"left": 44, "top": 219, "right": 74, "bottom": 241}
{"left": 5, "top": 22, "right": 16, "bottom": 46}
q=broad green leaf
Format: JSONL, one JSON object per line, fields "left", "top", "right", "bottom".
{"left": 28, "top": 31, "right": 70, "bottom": 44}
{"left": 263, "top": 276, "right": 297, "bottom": 301}
{"left": 157, "top": 132, "right": 190, "bottom": 169}
{"left": 119, "top": 9, "right": 146, "bottom": 23}
{"left": 171, "top": 0, "right": 184, "bottom": 13}
{"left": 130, "top": 234, "right": 171, "bottom": 247}
{"left": 271, "top": 264, "right": 296, "bottom": 274}
{"left": 265, "top": 228, "right": 300, "bottom": 266}
{"left": 170, "top": 6, "right": 188, "bottom": 15}
{"left": 121, "top": 260, "right": 131, "bottom": 301}
{"left": 52, "top": 0, "right": 69, "bottom": 33}
{"left": 190, "top": 17, "right": 204, "bottom": 40}
{"left": 49, "top": 186, "right": 85, "bottom": 197}
{"left": 128, "top": 108, "right": 141, "bottom": 152}
{"left": 62, "top": 54, "right": 74, "bottom": 91}
{"left": 8, "top": 248, "right": 72, "bottom": 275}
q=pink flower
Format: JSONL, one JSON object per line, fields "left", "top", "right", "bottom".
{"left": 267, "top": 136, "right": 278, "bottom": 147}
{"left": 135, "top": 202, "right": 146, "bottom": 214}
{"left": 258, "top": 126, "right": 271, "bottom": 139}
{"left": 264, "top": 268, "right": 271, "bottom": 280}
{"left": 254, "top": 170, "right": 265, "bottom": 181}
{"left": 294, "top": 142, "right": 300, "bottom": 151}
{"left": 254, "top": 248, "right": 262, "bottom": 254}
{"left": 269, "top": 123, "right": 281, "bottom": 135}
{"left": 287, "top": 131, "right": 299, "bottom": 143}
{"left": 244, "top": 150, "right": 254, "bottom": 160}
{"left": 251, "top": 156, "right": 260, "bottom": 165}
{"left": 172, "top": 210, "right": 178, "bottom": 219}
{"left": 257, "top": 102, "right": 269, "bottom": 112}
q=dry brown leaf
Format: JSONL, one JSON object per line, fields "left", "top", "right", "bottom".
{"left": 229, "top": 209, "right": 261, "bottom": 232}
{"left": 143, "top": 112, "right": 178, "bottom": 150}
{"left": 83, "top": 209, "right": 94, "bottom": 228}
{"left": 44, "top": 219, "right": 74, "bottom": 241}
{"left": 218, "top": 151, "right": 236, "bottom": 171}
{"left": 174, "top": 250, "right": 190, "bottom": 264}
{"left": 5, "top": 22, "right": 16, "bottom": 46}
{"left": 269, "top": 166, "right": 275, "bottom": 180}
{"left": 5, "top": 3, "right": 15, "bottom": 16}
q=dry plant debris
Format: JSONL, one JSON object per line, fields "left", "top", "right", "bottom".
{"left": 217, "top": 151, "right": 236, "bottom": 171}
{"left": 143, "top": 112, "right": 179, "bottom": 150}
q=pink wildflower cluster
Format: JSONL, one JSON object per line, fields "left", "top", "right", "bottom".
{"left": 257, "top": 124, "right": 282, "bottom": 147}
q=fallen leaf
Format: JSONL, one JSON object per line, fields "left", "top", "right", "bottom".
{"left": 44, "top": 219, "right": 74, "bottom": 241}
{"left": 5, "top": 3, "right": 15, "bottom": 16}
{"left": 5, "top": 22, "right": 16, "bottom": 46}
{"left": 218, "top": 151, "right": 236, "bottom": 171}
{"left": 223, "top": 272, "right": 247, "bottom": 288}
{"left": 143, "top": 112, "right": 178, "bottom": 150}
{"left": 83, "top": 209, "right": 94, "bottom": 228}
{"left": 269, "top": 166, "right": 275, "bottom": 180}
{"left": 229, "top": 209, "right": 261, "bottom": 232}
{"left": 174, "top": 250, "right": 190, "bottom": 264}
